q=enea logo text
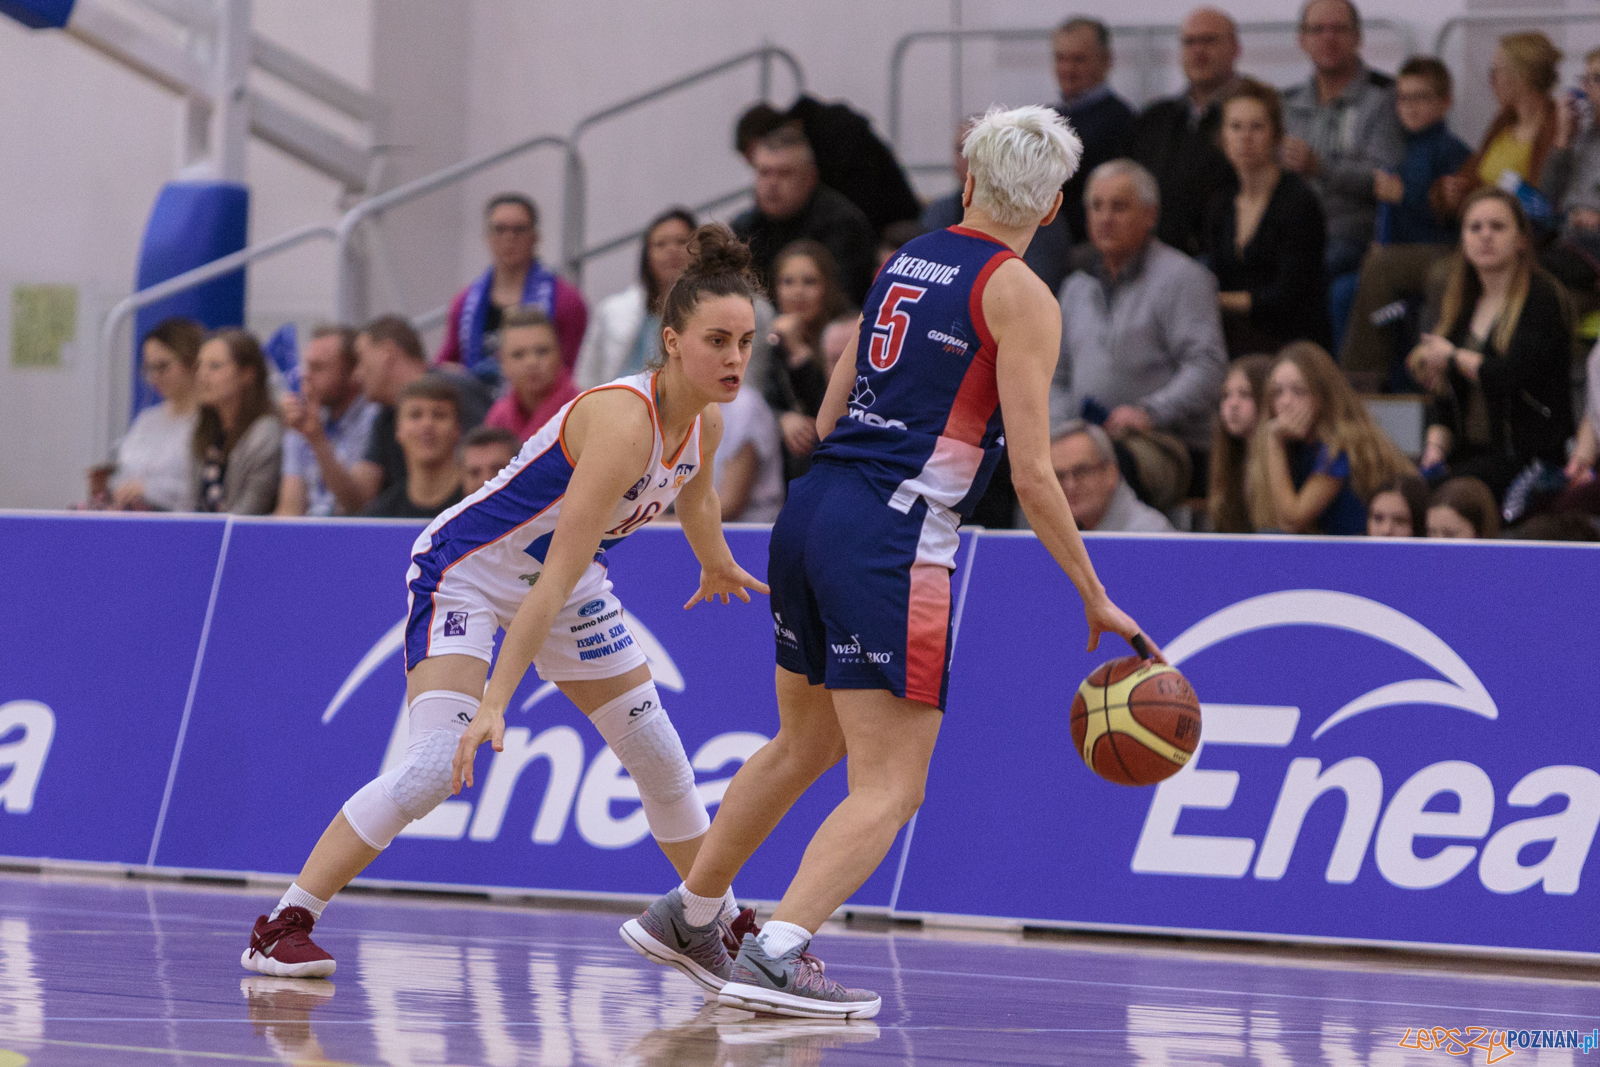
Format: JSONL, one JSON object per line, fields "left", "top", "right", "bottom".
{"left": 1132, "top": 591, "right": 1599, "bottom": 897}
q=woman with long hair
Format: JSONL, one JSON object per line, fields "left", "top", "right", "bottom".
{"left": 191, "top": 329, "right": 282, "bottom": 514}
{"left": 574, "top": 207, "right": 697, "bottom": 389}
{"left": 1207, "top": 353, "right": 1273, "bottom": 533}
{"left": 89, "top": 317, "right": 205, "bottom": 510}
{"left": 1438, "top": 33, "right": 1560, "bottom": 217}
{"left": 1408, "top": 187, "right": 1574, "bottom": 499}
{"left": 763, "top": 240, "right": 853, "bottom": 478}
{"left": 1247, "top": 342, "right": 1414, "bottom": 534}
{"left": 1366, "top": 472, "right": 1430, "bottom": 537}
{"left": 1205, "top": 78, "right": 1332, "bottom": 356}
{"left": 1427, "top": 476, "right": 1501, "bottom": 538}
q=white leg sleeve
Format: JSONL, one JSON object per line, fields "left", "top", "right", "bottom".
{"left": 589, "top": 681, "right": 709, "bottom": 844}
{"left": 342, "top": 690, "right": 477, "bottom": 850}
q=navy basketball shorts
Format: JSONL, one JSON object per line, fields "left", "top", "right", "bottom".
{"left": 768, "top": 462, "right": 961, "bottom": 710}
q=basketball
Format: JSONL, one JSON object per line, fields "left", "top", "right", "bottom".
{"left": 1070, "top": 656, "right": 1202, "bottom": 786}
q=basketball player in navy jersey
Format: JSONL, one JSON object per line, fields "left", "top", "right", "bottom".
{"left": 622, "top": 106, "right": 1161, "bottom": 1017}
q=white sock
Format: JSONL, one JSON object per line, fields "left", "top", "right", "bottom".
{"left": 721, "top": 889, "right": 740, "bottom": 921}
{"left": 757, "top": 920, "right": 811, "bottom": 958}
{"left": 269, "top": 882, "right": 329, "bottom": 922}
{"left": 679, "top": 883, "right": 724, "bottom": 928}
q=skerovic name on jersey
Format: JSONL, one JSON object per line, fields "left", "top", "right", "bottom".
{"left": 884, "top": 254, "right": 962, "bottom": 286}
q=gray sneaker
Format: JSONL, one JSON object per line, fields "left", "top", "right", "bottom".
{"left": 718, "top": 934, "right": 881, "bottom": 1019}
{"left": 620, "top": 888, "right": 733, "bottom": 994}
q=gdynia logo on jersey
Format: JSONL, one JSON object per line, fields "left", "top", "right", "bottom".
{"left": 323, "top": 610, "right": 766, "bottom": 851}
{"left": 1132, "top": 590, "right": 1599, "bottom": 896}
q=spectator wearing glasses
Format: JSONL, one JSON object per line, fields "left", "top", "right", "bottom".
{"left": 88, "top": 317, "right": 203, "bottom": 511}
{"left": 436, "top": 193, "right": 588, "bottom": 383}
{"left": 1124, "top": 7, "right": 1243, "bottom": 258}
{"left": 575, "top": 208, "right": 695, "bottom": 390}
{"left": 1043, "top": 420, "right": 1174, "bottom": 533}
{"left": 275, "top": 325, "right": 378, "bottom": 517}
{"left": 1281, "top": 0, "right": 1404, "bottom": 281}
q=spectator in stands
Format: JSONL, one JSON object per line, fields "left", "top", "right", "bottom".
{"left": 1053, "top": 160, "right": 1227, "bottom": 496}
{"left": 275, "top": 325, "right": 377, "bottom": 517}
{"left": 733, "top": 125, "right": 876, "bottom": 304}
{"left": 821, "top": 312, "right": 859, "bottom": 378}
{"left": 1426, "top": 476, "right": 1500, "bottom": 538}
{"left": 574, "top": 208, "right": 694, "bottom": 390}
{"left": 1555, "top": 341, "right": 1599, "bottom": 514}
{"left": 715, "top": 383, "right": 785, "bottom": 523}
{"left": 1208, "top": 79, "right": 1333, "bottom": 356}
{"left": 1409, "top": 188, "right": 1574, "bottom": 500}
{"left": 1366, "top": 471, "right": 1429, "bottom": 536}
{"left": 1539, "top": 48, "right": 1600, "bottom": 266}
{"left": 1281, "top": 0, "right": 1404, "bottom": 280}
{"left": 1051, "top": 17, "right": 1134, "bottom": 247}
{"left": 763, "top": 240, "right": 853, "bottom": 480}
{"left": 735, "top": 98, "right": 921, "bottom": 237}
{"left": 460, "top": 425, "right": 519, "bottom": 498}
{"left": 1047, "top": 420, "right": 1174, "bottom": 533}
{"left": 876, "top": 220, "right": 925, "bottom": 273}
{"left": 921, "top": 117, "right": 1075, "bottom": 291}
{"left": 191, "top": 329, "right": 282, "bottom": 515}
{"left": 484, "top": 307, "right": 579, "bottom": 443}
{"left": 1506, "top": 511, "right": 1600, "bottom": 541}
{"left": 353, "top": 315, "right": 490, "bottom": 505}
{"left": 89, "top": 317, "right": 203, "bottom": 511}
{"left": 1207, "top": 353, "right": 1274, "bottom": 532}
{"left": 1247, "top": 341, "right": 1413, "bottom": 534}
{"left": 1339, "top": 57, "right": 1473, "bottom": 391}
{"left": 362, "top": 378, "right": 465, "bottom": 519}
{"left": 1437, "top": 34, "right": 1560, "bottom": 221}
{"left": 1124, "top": 7, "right": 1242, "bottom": 258}
{"left": 436, "top": 193, "right": 588, "bottom": 381}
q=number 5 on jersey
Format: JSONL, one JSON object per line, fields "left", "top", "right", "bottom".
{"left": 868, "top": 283, "right": 927, "bottom": 371}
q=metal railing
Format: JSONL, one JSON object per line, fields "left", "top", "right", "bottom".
{"left": 1435, "top": 10, "right": 1600, "bottom": 56}
{"left": 560, "top": 45, "right": 803, "bottom": 284}
{"left": 887, "top": 19, "right": 1416, "bottom": 161}
{"left": 333, "top": 134, "right": 572, "bottom": 324}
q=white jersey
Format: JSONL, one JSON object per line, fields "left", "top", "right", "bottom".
{"left": 410, "top": 370, "right": 702, "bottom": 587}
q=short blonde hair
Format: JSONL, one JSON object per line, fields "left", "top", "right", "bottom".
{"left": 962, "top": 105, "right": 1083, "bottom": 228}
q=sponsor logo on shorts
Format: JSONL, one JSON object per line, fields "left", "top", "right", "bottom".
{"left": 829, "top": 634, "right": 892, "bottom": 665}
{"left": 444, "top": 611, "right": 468, "bottom": 637}
{"left": 578, "top": 599, "right": 607, "bottom": 617}
{"left": 570, "top": 608, "right": 621, "bottom": 633}
{"left": 847, "top": 377, "right": 906, "bottom": 431}
{"left": 518, "top": 572, "right": 541, "bottom": 587}
{"left": 773, "top": 612, "right": 798, "bottom": 645}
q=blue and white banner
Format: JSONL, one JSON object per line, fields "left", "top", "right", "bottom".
{"left": 0, "top": 513, "right": 1594, "bottom": 958}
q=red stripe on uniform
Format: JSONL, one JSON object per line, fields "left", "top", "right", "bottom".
{"left": 904, "top": 562, "right": 951, "bottom": 708}
{"left": 941, "top": 249, "right": 1014, "bottom": 445}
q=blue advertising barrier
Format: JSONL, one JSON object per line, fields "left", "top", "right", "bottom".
{"left": 0, "top": 513, "right": 1595, "bottom": 959}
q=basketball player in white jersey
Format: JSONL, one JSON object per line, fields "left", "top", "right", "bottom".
{"left": 242, "top": 226, "right": 768, "bottom": 981}
{"left": 625, "top": 106, "right": 1163, "bottom": 1018}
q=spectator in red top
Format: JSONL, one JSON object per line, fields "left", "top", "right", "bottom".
{"left": 483, "top": 307, "right": 580, "bottom": 443}
{"left": 436, "top": 193, "right": 587, "bottom": 383}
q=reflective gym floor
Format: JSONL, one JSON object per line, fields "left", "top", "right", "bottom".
{"left": 0, "top": 871, "right": 1595, "bottom": 1066}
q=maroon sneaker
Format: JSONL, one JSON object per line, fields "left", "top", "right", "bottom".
{"left": 722, "top": 908, "right": 824, "bottom": 973}
{"left": 241, "top": 907, "right": 336, "bottom": 978}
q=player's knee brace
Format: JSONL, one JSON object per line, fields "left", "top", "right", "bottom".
{"left": 342, "top": 690, "right": 477, "bottom": 850}
{"left": 589, "top": 681, "right": 709, "bottom": 844}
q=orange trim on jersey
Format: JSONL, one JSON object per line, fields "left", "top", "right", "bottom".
{"left": 663, "top": 413, "right": 700, "bottom": 469}
{"left": 940, "top": 248, "right": 1014, "bottom": 445}
{"left": 560, "top": 381, "right": 656, "bottom": 468}
{"left": 904, "top": 562, "right": 951, "bottom": 708}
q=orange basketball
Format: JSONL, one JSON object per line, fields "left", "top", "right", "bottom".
{"left": 1069, "top": 656, "right": 1202, "bottom": 786}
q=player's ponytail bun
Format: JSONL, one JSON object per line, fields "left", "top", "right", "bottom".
{"left": 653, "top": 223, "right": 761, "bottom": 368}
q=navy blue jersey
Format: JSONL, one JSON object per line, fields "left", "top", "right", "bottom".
{"left": 814, "top": 225, "right": 1018, "bottom": 519}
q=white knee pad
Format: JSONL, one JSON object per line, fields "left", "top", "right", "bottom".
{"left": 590, "top": 681, "right": 709, "bottom": 844}
{"left": 343, "top": 690, "right": 477, "bottom": 850}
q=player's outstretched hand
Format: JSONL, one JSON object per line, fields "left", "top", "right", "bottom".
{"left": 684, "top": 560, "right": 770, "bottom": 609}
{"left": 1084, "top": 593, "right": 1166, "bottom": 663}
{"left": 451, "top": 707, "right": 506, "bottom": 794}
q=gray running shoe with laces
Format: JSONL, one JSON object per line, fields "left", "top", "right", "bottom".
{"left": 620, "top": 888, "right": 732, "bottom": 994}
{"left": 718, "top": 933, "right": 880, "bottom": 1019}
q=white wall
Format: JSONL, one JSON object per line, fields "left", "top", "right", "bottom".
{"left": 1, "top": 0, "right": 1592, "bottom": 508}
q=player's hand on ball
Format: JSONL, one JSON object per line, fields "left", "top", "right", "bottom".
{"left": 451, "top": 707, "right": 505, "bottom": 793}
{"left": 685, "top": 561, "right": 771, "bottom": 608}
{"left": 1084, "top": 594, "right": 1165, "bottom": 663}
